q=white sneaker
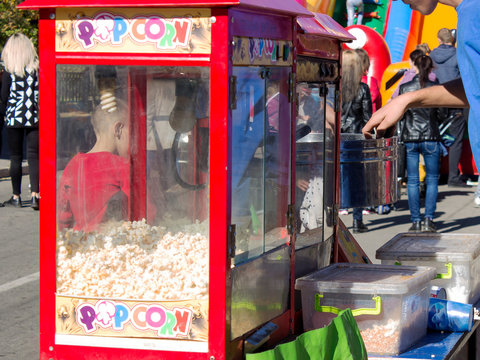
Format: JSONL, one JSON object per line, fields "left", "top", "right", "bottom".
{"left": 339, "top": 209, "right": 348, "bottom": 215}
{"left": 474, "top": 197, "right": 480, "bottom": 207}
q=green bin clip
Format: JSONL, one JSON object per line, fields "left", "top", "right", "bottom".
{"left": 394, "top": 261, "right": 452, "bottom": 280}
{"left": 314, "top": 294, "right": 382, "bottom": 316}
{"left": 436, "top": 262, "right": 453, "bottom": 279}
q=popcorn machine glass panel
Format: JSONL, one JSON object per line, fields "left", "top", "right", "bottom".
{"left": 294, "top": 81, "right": 336, "bottom": 246}
{"left": 295, "top": 82, "right": 325, "bottom": 245}
{"left": 324, "top": 83, "right": 337, "bottom": 242}
{"left": 230, "top": 65, "right": 291, "bottom": 339}
{"left": 55, "top": 64, "right": 210, "bottom": 342}
{"left": 295, "top": 55, "right": 339, "bottom": 246}
{"left": 231, "top": 66, "right": 291, "bottom": 262}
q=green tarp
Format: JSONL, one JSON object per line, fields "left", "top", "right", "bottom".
{"left": 246, "top": 309, "right": 367, "bottom": 360}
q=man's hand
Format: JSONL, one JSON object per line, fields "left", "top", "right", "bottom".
{"left": 362, "top": 93, "right": 410, "bottom": 138}
{"left": 362, "top": 80, "right": 468, "bottom": 139}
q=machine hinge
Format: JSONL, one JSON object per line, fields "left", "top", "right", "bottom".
{"left": 319, "top": 84, "right": 327, "bottom": 97}
{"left": 286, "top": 204, "right": 296, "bottom": 236}
{"left": 335, "top": 89, "right": 341, "bottom": 113}
{"left": 288, "top": 72, "right": 296, "bottom": 103}
{"left": 260, "top": 68, "right": 271, "bottom": 79}
{"left": 227, "top": 224, "right": 237, "bottom": 258}
{"left": 332, "top": 204, "right": 339, "bottom": 226}
{"left": 229, "top": 75, "right": 237, "bottom": 110}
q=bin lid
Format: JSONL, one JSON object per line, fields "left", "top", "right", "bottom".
{"left": 295, "top": 263, "right": 436, "bottom": 295}
{"left": 376, "top": 233, "right": 480, "bottom": 262}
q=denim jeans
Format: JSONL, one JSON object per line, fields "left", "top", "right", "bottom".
{"left": 353, "top": 207, "right": 363, "bottom": 222}
{"left": 347, "top": 0, "right": 364, "bottom": 26}
{"left": 405, "top": 141, "right": 441, "bottom": 222}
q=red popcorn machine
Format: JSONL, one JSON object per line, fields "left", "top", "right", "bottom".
{"left": 17, "top": 0, "right": 353, "bottom": 358}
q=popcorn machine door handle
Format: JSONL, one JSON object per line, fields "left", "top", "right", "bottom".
{"left": 314, "top": 294, "right": 382, "bottom": 317}
{"left": 436, "top": 262, "right": 453, "bottom": 279}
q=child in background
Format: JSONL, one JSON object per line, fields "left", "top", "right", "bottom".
{"left": 58, "top": 101, "right": 131, "bottom": 232}
{"left": 346, "top": 0, "right": 364, "bottom": 27}
{"left": 340, "top": 50, "right": 373, "bottom": 233}
{"left": 355, "top": 48, "right": 389, "bottom": 214}
{"left": 397, "top": 55, "right": 445, "bottom": 232}
{"left": 392, "top": 49, "right": 437, "bottom": 99}
{"left": 58, "top": 99, "right": 157, "bottom": 232}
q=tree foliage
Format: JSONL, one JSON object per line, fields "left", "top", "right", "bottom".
{"left": 0, "top": 0, "right": 39, "bottom": 50}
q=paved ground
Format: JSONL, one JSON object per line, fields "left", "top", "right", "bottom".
{"left": 342, "top": 181, "right": 480, "bottom": 263}
{"left": 0, "top": 158, "right": 28, "bottom": 179}
{"left": 0, "top": 174, "right": 39, "bottom": 360}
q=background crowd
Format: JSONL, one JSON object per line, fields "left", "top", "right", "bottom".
{"left": 340, "top": 26, "right": 478, "bottom": 233}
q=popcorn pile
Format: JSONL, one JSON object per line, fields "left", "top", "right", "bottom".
{"left": 57, "top": 219, "right": 209, "bottom": 300}
{"left": 359, "top": 319, "right": 401, "bottom": 354}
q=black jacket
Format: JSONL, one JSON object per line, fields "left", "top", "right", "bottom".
{"left": 341, "top": 82, "right": 372, "bottom": 134}
{"left": 398, "top": 75, "right": 444, "bottom": 142}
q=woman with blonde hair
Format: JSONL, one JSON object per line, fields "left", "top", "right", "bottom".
{"left": 0, "top": 33, "right": 39, "bottom": 209}
{"left": 341, "top": 50, "right": 372, "bottom": 133}
{"left": 340, "top": 50, "right": 372, "bottom": 233}
{"left": 355, "top": 48, "right": 382, "bottom": 112}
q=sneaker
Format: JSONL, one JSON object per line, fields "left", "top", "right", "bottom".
{"left": 338, "top": 209, "right": 348, "bottom": 215}
{"left": 362, "top": 208, "right": 374, "bottom": 215}
{"left": 448, "top": 180, "right": 471, "bottom": 188}
{"left": 408, "top": 221, "right": 422, "bottom": 232}
{"left": 475, "top": 197, "right": 480, "bottom": 208}
{"left": 423, "top": 218, "right": 437, "bottom": 232}
{"left": 3, "top": 196, "right": 22, "bottom": 208}
{"left": 377, "top": 205, "right": 391, "bottom": 215}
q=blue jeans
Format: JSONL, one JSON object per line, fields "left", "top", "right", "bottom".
{"left": 347, "top": 0, "right": 364, "bottom": 26}
{"left": 405, "top": 141, "right": 441, "bottom": 222}
{"left": 353, "top": 207, "right": 363, "bottom": 222}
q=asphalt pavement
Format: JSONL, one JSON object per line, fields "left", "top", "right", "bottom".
{"left": 0, "top": 172, "right": 39, "bottom": 359}
{"left": 343, "top": 181, "right": 480, "bottom": 263}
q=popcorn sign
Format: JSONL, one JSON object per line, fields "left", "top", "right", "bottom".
{"left": 76, "top": 300, "right": 193, "bottom": 338}
{"left": 74, "top": 12, "right": 193, "bottom": 50}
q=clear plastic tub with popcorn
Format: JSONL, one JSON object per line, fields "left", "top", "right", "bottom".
{"left": 295, "top": 263, "right": 436, "bottom": 356}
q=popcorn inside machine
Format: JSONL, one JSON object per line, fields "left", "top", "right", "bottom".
{"left": 19, "top": 0, "right": 354, "bottom": 358}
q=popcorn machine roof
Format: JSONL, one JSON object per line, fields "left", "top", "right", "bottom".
{"left": 19, "top": 0, "right": 312, "bottom": 15}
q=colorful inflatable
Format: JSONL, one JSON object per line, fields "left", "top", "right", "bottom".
{"left": 305, "top": 0, "right": 422, "bottom": 63}
{"left": 383, "top": 1, "right": 423, "bottom": 63}
{"left": 379, "top": 61, "right": 409, "bottom": 106}
{"left": 343, "top": 25, "right": 391, "bottom": 89}
{"left": 299, "top": 0, "right": 458, "bottom": 105}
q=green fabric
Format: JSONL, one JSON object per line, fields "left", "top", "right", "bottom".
{"left": 246, "top": 309, "right": 367, "bottom": 360}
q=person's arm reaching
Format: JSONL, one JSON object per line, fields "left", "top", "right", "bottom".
{"left": 362, "top": 78, "right": 469, "bottom": 138}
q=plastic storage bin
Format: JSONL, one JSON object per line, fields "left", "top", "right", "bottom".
{"left": 295, "top": 263, "right": 436, "bottom": 356}
{"left": 376, "top": 233, "right": 480, "bottom": 304}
